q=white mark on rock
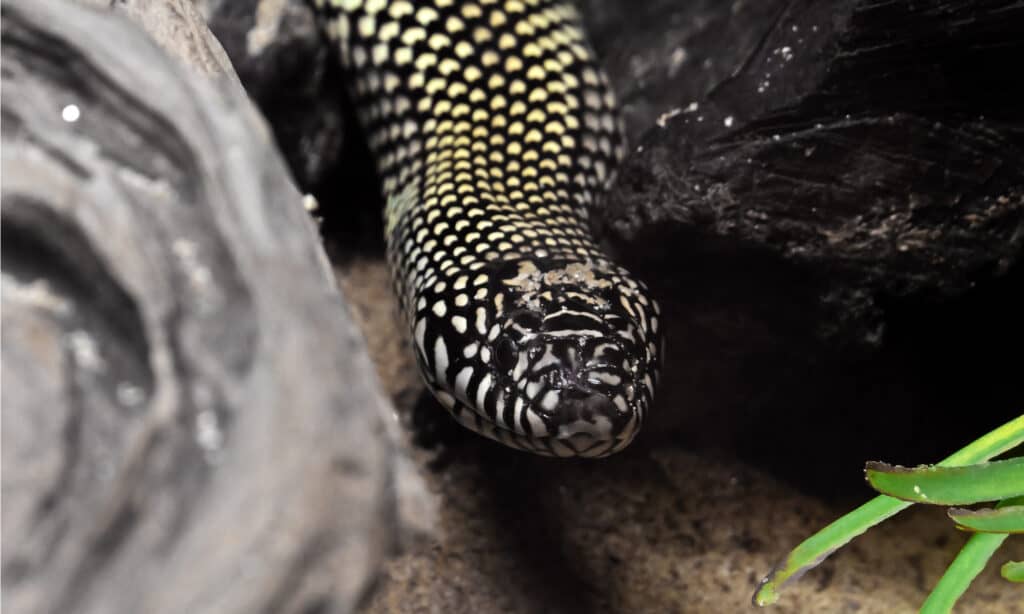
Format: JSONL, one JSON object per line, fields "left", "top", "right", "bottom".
{"left": 195, "top": 409, "right": 224, "bottom": 458}
{"left": 68, "top": 330, "right": 105, "bottom": 371}
{"left": 116, "top": 382, "right": 145, "bottom": 407}
{"left": 62, "top": 104, "right": 80, "bottom": 122}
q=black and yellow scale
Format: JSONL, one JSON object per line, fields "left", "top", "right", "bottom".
{"left": 313, "top": 0, "right": 661, "bottom": 457}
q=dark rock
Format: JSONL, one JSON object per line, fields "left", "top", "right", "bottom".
{"left": 571, "top": 0, "right": 1024, "bottom": 487}
{"left": 1, "top": 1, "right": 404, "bottom": 612}
{"left": 585, "top": 0, "right": 1024, "bottom": 328}
{"left": 583, "top": 0, "right": 791, "bottom": 144}
{"left": 205, "top": 0, "right": 349, "bottom": 191}
{"left": 205, "top": 0, "right": 385, "bottom": 251}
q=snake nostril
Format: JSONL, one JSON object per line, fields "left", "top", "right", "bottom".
{"left": 494, "top": 337, "right": 518, "bottom": 371}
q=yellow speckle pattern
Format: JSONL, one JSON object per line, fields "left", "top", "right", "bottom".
{"left": 314, "top": 0, "right": 659, "bottom": 458}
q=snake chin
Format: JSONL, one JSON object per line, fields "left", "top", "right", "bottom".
{"left": 445, "top": 396, "right": 639, "bottom": 458}
{"left": 437, "top": 337, "right": 648, "bottom": 457}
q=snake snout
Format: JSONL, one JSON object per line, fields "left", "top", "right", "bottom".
{"left": 552, "top": 387, "right": 631, "bottom": 438}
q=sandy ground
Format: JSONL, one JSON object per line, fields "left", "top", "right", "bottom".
{"left": 335, "top": 256, "right": 1022, "bottom": 614}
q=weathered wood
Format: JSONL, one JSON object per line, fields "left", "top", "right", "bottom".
{"left": 1, "top": 1, "right": 404, "bottom": 613}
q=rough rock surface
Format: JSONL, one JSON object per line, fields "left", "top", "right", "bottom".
{"left": 2, "top": 1, "right": 402, "bottom": 613}
{"left": 203, "top": 0, "right": 352, "bottom": 193}
{"left": 586, "top": 0, "right": 1023, "bottom": 329}
{"left": 204, "top": 0, "right": 387, "bottom": 250}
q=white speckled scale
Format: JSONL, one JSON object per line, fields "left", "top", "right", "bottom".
{"left": 314, "top": 0, "right": 661, "bottom": 456}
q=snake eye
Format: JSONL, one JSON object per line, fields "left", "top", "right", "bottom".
{"left": 494, "top": 337, "right": 518, "bottom": 371}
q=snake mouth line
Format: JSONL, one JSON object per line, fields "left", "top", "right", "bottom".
{"left": 448, "top": 400, "right": 637, "bottom": 458}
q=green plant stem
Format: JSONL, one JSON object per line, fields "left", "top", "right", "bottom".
{"left": 920, "top": 497, "right": 1018, "bottom": 614}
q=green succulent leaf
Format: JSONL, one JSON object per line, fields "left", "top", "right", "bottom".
{"left": 948, "top": 497, "right": 1024, "bottom": 534}
{"left": 865, "top": 458, "right": 1024, "bottom": 505}
{"left": 1001, "top": 560, "right": 1024, "bottom": 583}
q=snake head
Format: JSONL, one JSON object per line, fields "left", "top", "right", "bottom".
{"left": 418, "top": 258, "right": 661, "bottom": 458}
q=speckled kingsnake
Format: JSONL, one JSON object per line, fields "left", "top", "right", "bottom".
{"left": 313, "top": 0, "right": 661, "bottom": 457}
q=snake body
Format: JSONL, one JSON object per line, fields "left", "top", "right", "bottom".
{"left": 314, "top": 0, "right": 661, "bottom": 457}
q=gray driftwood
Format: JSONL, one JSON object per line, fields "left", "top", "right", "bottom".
{"left": 1, "top": 1, "right": 406, "bottom": 612}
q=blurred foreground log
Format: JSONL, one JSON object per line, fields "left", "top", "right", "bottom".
{"left": 1, "top": 1, "right": 411, "bottom": 613}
